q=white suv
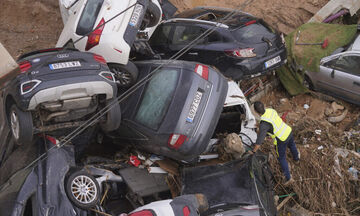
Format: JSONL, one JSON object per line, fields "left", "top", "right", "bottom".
{"left": 56, "top": 0, "right": 162, "bottom": 87}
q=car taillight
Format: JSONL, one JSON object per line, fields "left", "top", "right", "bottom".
{"left": 224, "top": 48, "right": 256, "bottom": 58}
{"left": 20, "top": 80, "right": 41, "bottom": 95}
{"left": 183, "top": 206, "right": 191, "bottom": 216}
{"left": 194, "top": 64, "right": 209, "bottom": 80}
{"left": 99, "top": 71, "right": 115, "bottom": 82}
{"left": 85, "top": 18, "right": 105, "bottom": 51}
{"left": 168, "top": 134, "right": 187, "bottom": 149}
{"left": 129, "top": 210, "right": 155, "bottom": 216}
{"left": 19, "top": 61, "right": 32, "bottom": 73}
{"left": 93, "top": 54, "right": 107, "bottom": 64}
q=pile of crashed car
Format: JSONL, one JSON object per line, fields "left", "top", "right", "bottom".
{"left": 0, "top": 0, "right": 304, "bottom": 215}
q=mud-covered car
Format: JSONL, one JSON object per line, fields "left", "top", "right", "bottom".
{"left": 57, "top": 0, "right": 162, "bottom": 87}
{"left": 2, "top": 48, "right": 120, "bottom": 144}
{"left": 108, "top": 60, "right": 228, "bottom": 162}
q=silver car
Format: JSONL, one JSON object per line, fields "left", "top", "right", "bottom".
{"left": 304, "top": 35, "right": 360, "bottom": 105}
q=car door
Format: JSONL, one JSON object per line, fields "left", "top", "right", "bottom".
{"left": 167, "top": 24, "right": 207, "bottom": 62}
{"left": 148, "top": 23, "right": 174, "bottom": 59}
{"left": 318, "top": 54, "right": 360, "bottom": 103}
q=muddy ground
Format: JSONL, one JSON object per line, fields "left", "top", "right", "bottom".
{"left": 1, "top": 0, "right": 360, "bottom": 215}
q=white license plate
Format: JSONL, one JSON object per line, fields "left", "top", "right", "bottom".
{"left": 49, "top": 61, "right": 81, "bottom": 70}
{"left": 129, "top": 4, "right": 143, "bottom": 27}
{"left": 186, "top": 91, "right": 203, "bottom": 123}
{"left": 265, "top": 56, "right": 281, "bottom": 68}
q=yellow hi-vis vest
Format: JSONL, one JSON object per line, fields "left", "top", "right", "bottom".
{"left": 261, "top": 108, "right": 292, "bottom": 144}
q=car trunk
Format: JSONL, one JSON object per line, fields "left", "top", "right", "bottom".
{"left": 230, "top": 20, "right": 283, "bottom": 57}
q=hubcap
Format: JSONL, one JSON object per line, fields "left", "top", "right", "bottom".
{"left": 10, "top": 110, "right": 20, "bottom": 140}
{"left": 71, "top": 175, "right": 97, "bottom": 204}
{"left": 111, "top": 67, "right": 131, "bottom": 86}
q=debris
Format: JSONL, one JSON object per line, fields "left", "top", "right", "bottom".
{"left": 198, "top": 154, "right": 219, "bottom": 160}
{"left": 129, "top": 155, "right": 141, "bottom": 167}
{"left": 148, "top": 167, "right": 167, "bottom": 174}
{"left": 328, "top": 109, "right": 348, "bottom": 123}
{"left": 303, "top": 104, "right": 310, "bottom": 109}
{"left": 277, "top": 196, "right": 292, "bottom": 211}
{"left": 156, "top": 159, "right": 179, "bottom": 176}
{"left": 348, "top": 167, "right": 358, "bottom": 180}
{"left": 317, "top": 145, "right": 324, "bottom": 150}
{"left": 219, "top": 133, "right": 245, "bottom": 160}
{"left": 315, "top": 130, "right": 322, "bottom": 135}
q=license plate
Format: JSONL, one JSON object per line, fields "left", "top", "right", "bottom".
{"left": 265, "top": 56, "right": 281, "bottom": 68}
{"left": 186, "top": 91, "right": 203, "bottom": 123}
{"left": 49, "top": 61, "right": 81, "bottom": 70}
{"left": 129, "top": 4, "right": 143, "bottom": 27}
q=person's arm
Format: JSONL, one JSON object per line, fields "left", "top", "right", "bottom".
{"left": 252, "top": 121, "right": 272, "bottom": 153}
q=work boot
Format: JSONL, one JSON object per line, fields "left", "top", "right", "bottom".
{"left": 294, "top": 152, "right": 300, "bottom": 165}
{"left": 284, "top": 178, "right": 294, "bottom": 186}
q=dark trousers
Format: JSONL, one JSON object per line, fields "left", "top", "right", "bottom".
{"left": 276, "top": 133, "right": 299, "bottom": 180}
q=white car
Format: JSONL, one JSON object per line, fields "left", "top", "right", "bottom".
{"left": 56, "top": 0, "right": 162, "bottom": 87}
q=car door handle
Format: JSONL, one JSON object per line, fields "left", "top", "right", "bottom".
{"left": 354, "top": 81, "right": 360, "bottom": 87}
{"left": 331, "top": 69, "right": 335, "bottom": 78}
{"left": 188, "top": 52, "right": 198, "bottom": 55}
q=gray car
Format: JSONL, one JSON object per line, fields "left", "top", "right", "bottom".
{"left": 108, "top": 60, "right": 228, "bottom": 162}
{"left": 304, "top": 35, "right": 360, "bottom": 105}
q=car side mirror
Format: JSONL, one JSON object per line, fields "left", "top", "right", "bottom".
{"left": 331, "top": 69, "right": 335, "bottom": 78}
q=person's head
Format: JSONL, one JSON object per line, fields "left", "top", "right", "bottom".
{"left": 253, "top": 101, "right": 265, "bottom": 115}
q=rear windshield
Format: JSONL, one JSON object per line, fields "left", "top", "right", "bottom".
{"left": 135, "top": 68, "right": 179, "bottom": 130}
{"left": 76, "top": 0, "right": 104, "bottom": 35}
{"left": 232, "top": 22, "right": 274, "bottom": 43}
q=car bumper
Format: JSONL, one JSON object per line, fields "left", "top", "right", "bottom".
{"left": 19, "top": 76, "right": 116, "bottom": 110}
{"left": 177, "top": 72, "right": 228, "bottom": 162}
{"left": 225, "top": 47, "right": 287, "bottom": 80}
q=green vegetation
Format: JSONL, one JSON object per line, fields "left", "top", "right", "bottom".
{"left": 276, "top": 23, "right": 358, "bottom": 96}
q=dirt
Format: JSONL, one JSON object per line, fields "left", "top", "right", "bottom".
{"left": 172, "top": 0, "right": 329, "bottom": 34}
{"left": 0, "top": 0, "right": 63, "bottom": 58}
{"left": 1, "top": 0, "right": 360, "bottom": 215}
{"left": 0, "top": 0, "right": 330, "bottom": 59}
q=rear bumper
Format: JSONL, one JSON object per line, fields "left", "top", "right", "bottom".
{"left": 18, "top": 76, "right": 116, "bottom": 110}
{"left": 178, "top": 72, "right": 228, "bottom": 161}
{"left": 225, "top": 47, "right": 287, "bottom": 80}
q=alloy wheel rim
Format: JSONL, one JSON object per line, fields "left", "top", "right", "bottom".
{"left": 112, "top": 67, "right": 131, "bottom": 85}
{"left": 71, "top": 175, "right": 97, "bottom": 204}
{"left": 10, "top": 110, "right": 20, "bottom": 140}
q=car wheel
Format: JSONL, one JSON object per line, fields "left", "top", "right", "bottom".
{"left": 108, "top": 62, "right": 138, "bottom": 88}
{"left": 8, "top": 104, "right": 33, "bottom": 145}
{"left": 145, "top": 1, "right": 161, "bottom": 28}
{"left": 65, "top": 171, "right": 100, "bottom": 209}
{"left": 100, "top": 99, "right": 121, "bottom": 132}
{"left": 303, "top": 75, "right": 314, "bottom": 90}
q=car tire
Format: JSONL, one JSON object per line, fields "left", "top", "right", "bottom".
{"left": 303, "top": 75, "right": 314, "bottom": 90}
{"left": 145, "top": 1, "right": 161, "bottom": 28}
{"left": 108, "top": 62, "right": 138, "bottom": 88}
{"left": 100, "top": 99, "right": 121, "bottom": 132}
{"left": 65, "top": 171, "right": 100, "bottom": 210}
{"left": 8, "top": 104, "right": 33, "bottom": 145}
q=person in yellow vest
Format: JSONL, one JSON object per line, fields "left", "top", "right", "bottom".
{"left": 251, "top": 101, "right": 300, "bottom": 186}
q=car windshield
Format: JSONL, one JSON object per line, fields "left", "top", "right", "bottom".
{"left": 76, "top": 0, "right": 104, "bottom": 36}
{"left": 135, "top": 68, "right": 179, "bottom": 130}
{"left": 232, "top": 22, "right": 274, "bottom": 43}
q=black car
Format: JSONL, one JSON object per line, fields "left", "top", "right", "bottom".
{"left": 2, "top": 48, "right": 121, "bottom": 145}
{"left": 108, "top": 60, "right": 228, "bottom": 162}
{"left": 182, "top": 153, "right": 277, "bottom": 216}
{"left": 132, "top": 7, "right": 287, "bottom": 80}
